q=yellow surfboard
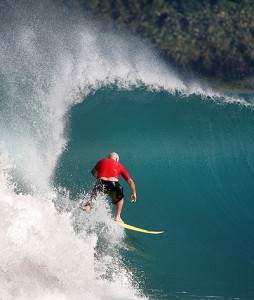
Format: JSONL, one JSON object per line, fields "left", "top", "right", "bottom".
{"left": 115, "top": 222, "right": 164, "bottom": 234}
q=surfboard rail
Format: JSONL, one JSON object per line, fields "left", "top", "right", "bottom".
{"left": 115, "top": 221, "right": 164, "bottom": 234}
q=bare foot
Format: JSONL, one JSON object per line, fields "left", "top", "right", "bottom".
{"left": 115, "top": 217, "right": 124, "bottom": 224}
{"left": 79, "top": 205, "right": 91, "bottom": 212}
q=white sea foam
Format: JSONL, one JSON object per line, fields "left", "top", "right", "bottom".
{"left": 0, "top": 150, "right": 145, "bottom": 299}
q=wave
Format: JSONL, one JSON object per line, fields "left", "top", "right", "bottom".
{"left": 0, "top": 0, "right": 251, "bottom": 193}
{"left": 1, "top": 0, "right": 254, "bottom": 299}
{"left": 0, "top": 0, "right": 186, "bottom": 192}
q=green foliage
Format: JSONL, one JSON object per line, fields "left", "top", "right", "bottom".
{"left": 77, "top": 0, "right": 254, "bottom": 77}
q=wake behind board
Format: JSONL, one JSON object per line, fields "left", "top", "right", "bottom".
{"left": 116, "top": 222, "right": 164, "bottom": 234}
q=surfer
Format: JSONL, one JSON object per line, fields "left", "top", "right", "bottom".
{"left": 80, "top": 152, "right": 136, "bottom": 223}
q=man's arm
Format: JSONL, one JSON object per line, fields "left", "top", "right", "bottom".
{"left": 127, "top": 178, "right": 136, "bottom": 202}
{"left": 91, "top": 168, "right": 98, "bottom": 179}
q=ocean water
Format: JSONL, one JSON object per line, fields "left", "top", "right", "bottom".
{"left": 1, "top": 1, "right": 254, "bottom": 299}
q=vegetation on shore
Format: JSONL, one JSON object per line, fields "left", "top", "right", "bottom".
{"left": 75, "top": 0, "right": 254, "bottom": 79}
{"left": 203, "top": 76, "right": 254, "bottom": 94}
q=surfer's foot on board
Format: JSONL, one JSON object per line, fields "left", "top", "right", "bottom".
{"left": 115, "top": 217, "right": 124, "bottom": 224}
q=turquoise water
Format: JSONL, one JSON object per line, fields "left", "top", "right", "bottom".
{"left": 55, "top": 88, "right": 254, "bottom": 299}
{"left": 1, "top": 1, "right": 254, "bottom": 299}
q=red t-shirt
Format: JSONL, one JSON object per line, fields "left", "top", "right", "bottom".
{"left": 93, "top": 158, "right": 131, "bottom": 181}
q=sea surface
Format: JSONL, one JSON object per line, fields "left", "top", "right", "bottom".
{"left": 1, "top": 1, "right": 254, "bottom": 300}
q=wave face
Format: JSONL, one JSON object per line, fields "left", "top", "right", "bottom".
{"left": 1, "top": 0, "right": 254, "bottom": 299}
{"left": 56, "top": 89, "right": 254, "bottom": 299}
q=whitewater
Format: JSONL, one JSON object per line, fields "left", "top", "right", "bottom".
{"left": 1, "top": 0, "right": 254, "bottom": 299}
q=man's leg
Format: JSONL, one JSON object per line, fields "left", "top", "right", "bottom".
{"left": 80, "top": 180, "right": 102, "bottom": 211}
{"left": 115, "top": 198, "right": 124, "bottom": 223}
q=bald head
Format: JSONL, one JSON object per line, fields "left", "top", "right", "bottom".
{"left": 109, "top": 152, "right": 119, "bottom": 162}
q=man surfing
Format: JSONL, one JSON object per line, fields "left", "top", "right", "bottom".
{"left": 80, "top": 152, "right": 136, "bottom": 223}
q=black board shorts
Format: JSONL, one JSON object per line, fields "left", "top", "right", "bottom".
{"left": 92, "top": 179, "right": 124, "bottom": 204}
